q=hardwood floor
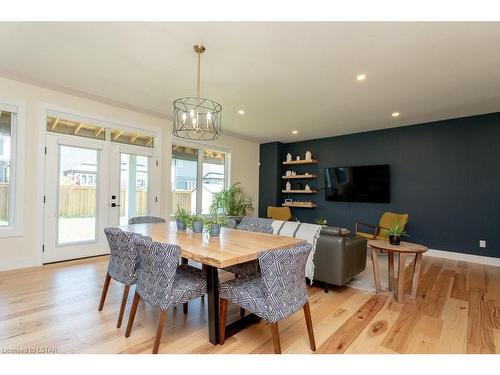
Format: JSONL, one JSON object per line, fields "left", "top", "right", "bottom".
{"left": 0, "top": 254, "right": 499, "bottom": 354}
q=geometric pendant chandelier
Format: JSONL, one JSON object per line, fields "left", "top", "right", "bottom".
{"left": 172, "top": 44, "right": 222, "bottom": 141}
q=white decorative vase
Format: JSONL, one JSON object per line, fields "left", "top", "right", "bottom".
{"left": 286, "top": 153, "right": 292, "bottom": 161}
{"left": 286, "top": 181, "right": 291, "bottom": 191}
{"left": 305, "top": 151, "right": 312, "bottom": 160}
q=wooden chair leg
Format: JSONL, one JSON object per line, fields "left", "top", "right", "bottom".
{"left": 183, "top": 302, "right": 188, "bottom": 314}
{"left": 303, "top": 301, "right": 316, "bottom": 351}
{"left": 117, "top": 284, "right": 130, "bottom": 328}
{"left": 98, "top": 273, "right": 111, "bottom": 311}
{"left": 125, "top": 291, "right": 140, "bottom": 338}
{"left": 219, "top": 298, "right": 228, "bottom": 345}
{"left": 240, "top": 307, "right": 245, "bottom": 318}
{"left": 153, "top": 310, "right": 167, "bottom": 354}
{"left": 270, "top": 323, "right": 281, "bottom": 354}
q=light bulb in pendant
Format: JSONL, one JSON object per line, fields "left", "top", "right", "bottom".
{"left": 207, "top": 112, "right": 212, "bottom": 122}
{"left": 192, "top": 117, "right": 197, "bottom": 127}
{"left": 182, "top": 112, "right": 187, "bottom": 124}
{"left": 190, "top": 109, "right": 195, "bottom": 118}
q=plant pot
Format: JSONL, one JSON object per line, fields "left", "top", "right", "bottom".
{"left": 209, "top": 224, "right": 221, "bottom": 237}
{"left": 192, "top": 220, "right": 203, "bottom": 233}
{"left": 388, "top": 235, "right": 401, "bottom": 245}
{"left": 176, "top": 220, "right": 186, "bottom": 231}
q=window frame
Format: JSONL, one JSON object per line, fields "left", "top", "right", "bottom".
{"left": 170, "top": 140, "right": 230, "bottom": 215}
{"left": 0, "top": 100, "right": 25, "bottom": 238}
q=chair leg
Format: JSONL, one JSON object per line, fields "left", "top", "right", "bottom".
{"left": 125, "top": 291, "right": 140, "bottom": 338}
{"left": 117, "top": 285, "right": 130, "bottom": 328}
{"left": 324, "top": 282, "right": 329, "bottom": 293}
{"left": 98, "top": 273, "right": 111, "bottom": 311}
{"left": 153, "top": 310, "right": 167, "bottom": 354}
{"left": 183, "top": 302, "right": 188, "bottom": 315}
{"left": 270, "top": 323, "right": 281, "bottom": 354}
{"left": 240, "top": 307, "right": 245, "bottom": 318}
{"left": 303, "top": 301, "right": 316, "bottom": 351}
{"left": 219, "top": 298, "right": 229, "bottom": 345}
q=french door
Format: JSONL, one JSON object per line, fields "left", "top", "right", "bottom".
{"left": 43, "top": 134, "right": 158, "bottom": 263}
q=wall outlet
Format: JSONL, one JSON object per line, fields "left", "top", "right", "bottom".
{"left": 479, "top": 240, "right": 486, "bottom": 248}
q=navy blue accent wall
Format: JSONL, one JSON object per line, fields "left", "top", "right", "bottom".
{"left": 259, "top": 112, "right": 500, "bottom": 258}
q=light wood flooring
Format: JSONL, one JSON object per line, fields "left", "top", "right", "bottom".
{"left": 0, "top": 254, "right": 499, "bottom": 354}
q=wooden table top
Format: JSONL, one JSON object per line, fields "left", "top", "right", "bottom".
{"left": 120, "top": 221, "right": 305, "bottom": 268}
{"left": 368, "top": 240, "right": 429, "bottom": 254}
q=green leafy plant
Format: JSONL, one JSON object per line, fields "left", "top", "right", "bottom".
{"left": 315, "top": 218, "right": 328, "bottom": 226}
{"left": 387, "top": 224, "right": 408, "bottom": 238}
{"left": 203, "top": 214, "right": 229, "bottom": 230}
{"left": 173, "top": 205, "right": 192, "bottom": 225}
{"left": 209, "top": 182, "right": 254, "bottom": 217}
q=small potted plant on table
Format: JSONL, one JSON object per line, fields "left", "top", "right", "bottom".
{"left": 173, "top": 205, "right": 191, "bottom": 231}
{"left": 190, "top": 214, "right": 204, "bottom": 234}
{"left": 203, "top": 215, "right": 229, "bottom": 237}
{"left": 387, "top": 224, "right": 408, "bottom": 245}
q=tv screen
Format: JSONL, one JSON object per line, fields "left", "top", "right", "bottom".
{"left": 325, "top": 165, "right": 390, "bottom": 203}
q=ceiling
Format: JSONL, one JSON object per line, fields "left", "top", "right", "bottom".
{"left": 0, "top": 22, "right": 499, "bottom": 143}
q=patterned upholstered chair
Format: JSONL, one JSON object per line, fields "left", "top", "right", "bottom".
{"left": 219, "top": 242, "right": 316, "bottom": 354}
{"left": 125, "top": 235, "right": 207, "bottom": 354}
{"left": 128, "top": 216, "right": 166, "bottom": 225}
{"left": 98, "top": 228, "right": 141, "bottom": 328}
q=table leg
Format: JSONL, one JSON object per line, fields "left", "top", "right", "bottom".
{"left": 410, "top": 253, "right": 423, "bottom": 299}
{"left": 396, "top": 253, "right": 407, "bottom": 303}
{"left": 206, "top": 265, "right": 220, "bottom": 345}
{"left": 371, "top": 248, "right": 382, "bottom": 293}
{"left": 388, "top": 252, "right": 394, "bottom": 291}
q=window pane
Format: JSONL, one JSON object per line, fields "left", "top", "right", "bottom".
{"left": 0, "top": 111, "right": 12, "bottom": 226}
{"left": 47, "top": 116, "right": 105, "bottom": 140}
{"left": 171, "top": 145, "right": 197, "bottom": 214}
{"left": 111, "top": 129, "right": 154, "bottom": 148}
{"left": 202, "top": 150, "right": 225, "bottom": 214}
{"left": 58, "top": 146, "right": 98, "bottom": 244}
{"left": 120, "top": 153, "right": 149, "bottom": 225}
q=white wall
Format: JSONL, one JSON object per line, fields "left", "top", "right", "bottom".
{"left": 0, "top": 76, "right": 259, "bottom": 272}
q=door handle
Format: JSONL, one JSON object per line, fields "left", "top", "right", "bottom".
{"left": 111, "top": 203, "right": 121, "bottom": 207}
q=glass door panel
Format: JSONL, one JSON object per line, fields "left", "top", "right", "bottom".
{"left": 171, "top": 145, "right": 198, "bottom": 214}
{"left": 202, "top": 150, "right": 225, "bottom": 214}
{"left": 119, "top": 153, "right": 149, "bottom": 225}
{"left": 58, "top": 145, "right": 98, "bottom": 245}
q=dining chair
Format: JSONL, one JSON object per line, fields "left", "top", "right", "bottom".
{"left": 219, "top": 242, "right": 316, "bottom": 354}
{"left": 98, "top": 228, "right": 141, "bottom": 328}
{"left": 125, "top": 235, "right": 207, "bottom": 354}
{"left": 128, "top": 216, "right": 166, "bottom": 224}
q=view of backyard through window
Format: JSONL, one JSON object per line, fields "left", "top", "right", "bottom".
{"left": 0, "top": 110, "right": 12, "bottom": 227}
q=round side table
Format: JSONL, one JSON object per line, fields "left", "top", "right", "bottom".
{"left": 367, "top": 240, "right": 428, "bottom": 303}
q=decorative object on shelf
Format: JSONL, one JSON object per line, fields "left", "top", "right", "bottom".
{"left": 285, "top": 170, "right": 292, "bottom": 177}
{"left": 286, "top": 153, "right": 292, "bottom": 161}
{"left": 285, "top": 181, "right": 291, "bottom": 191}
{"left": 387, "top": 224, "right": 409, "bottom": 245}
{"left": 305, "top": 184, "right": 311, "bottom": 191}
{"left": 291, "top": 171, "right": 296, "bottom": 176}
{"left": 284, "top": 198, "right": 293, "bottom": 204}
{"left": 172, "top": 44, "right": 222, "bottom": 141}
{"left": 315, "top": 218, "right": 328, "bottom": 226}
{"left": 296, "top": 156, "right": 300, "bottom": 161}
{"left": 305, "top": 172, "right": 310, "bottom": 176}
{"left": 305, "top": 151, "right": 312, "bottom": 161}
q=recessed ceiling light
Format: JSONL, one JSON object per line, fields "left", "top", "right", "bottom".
{"left": 292, "top": 130, "right": 298, "bottom": 135}
{"left": 392, "top": 112, "right": 400, "bottom": 118}
{"left": 237, "top": 109, "right": 245, "bottom": 115}
{"left": 356, "top": 74, "right": 367, "bottom": 81}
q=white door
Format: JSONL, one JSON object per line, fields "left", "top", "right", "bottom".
{"left": 43, "top": 135, "right": 160, "bottom": 263}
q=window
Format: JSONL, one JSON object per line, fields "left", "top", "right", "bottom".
{"left": 171, "top": 144, "right": 229, "bottom": 215}
{"left": 111, "top": 128, "right": 154, "bottom": 148}
{"left": 0, "top": 110, "right": 12, "bottom": 227}
{"left": 47, "top": 116, "right": 105, "bottom": 140}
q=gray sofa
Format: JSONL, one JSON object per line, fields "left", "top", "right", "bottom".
{"left": 313, "top": 226, "right": 367, "bottom": 292}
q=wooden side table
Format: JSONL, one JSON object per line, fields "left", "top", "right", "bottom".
{"left": 367, "top": 240, "right": 428, "bottom": 303}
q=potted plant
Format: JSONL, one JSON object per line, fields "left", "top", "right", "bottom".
{"left": 203, "top": 215, "right": 229, "bottom": 237}
{"left": 315, "top": 218, "right": 328, "bottom": 227}
{"left": 209, "top": 182, "right": 254, "bottom": 222}
{"left": 190, "top": 214, "right": 204, "bottom": 234}
{"left": 172, "top": 205, "right": 191, "bottom": 231}
{"left": 387, "top": 224, "right": 408, "bottom": 245}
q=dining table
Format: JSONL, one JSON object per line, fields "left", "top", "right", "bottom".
{"left": 120, "top": 221, "right": 305, "bottom": 345}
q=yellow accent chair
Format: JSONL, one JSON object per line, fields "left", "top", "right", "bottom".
{"left": 267, "top": 206, "right": 292, "bottom": 221}
{"left": 355, "top": 212, "right": 409, "bottom": 241}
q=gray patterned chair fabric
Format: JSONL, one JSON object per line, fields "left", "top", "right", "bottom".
{"left": 128, "top": 216, "right": 166, "bottom": 225}
{"left": 133, "top": 235, "right": 207, "bottom": 310}
{"left": 104, "top": 227, "right": 141, "bottom": 286}
{"left": 220, "top": 241, "right": 312, "bottom": 324}
{"left": 222, "top": 222, "right": 274, "bottom": 277}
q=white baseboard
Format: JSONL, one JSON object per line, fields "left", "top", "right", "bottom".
{"left": 0, "top": 257, "right": 40, "bottom": 272}
{"left": 426, "top": 249, "right": 500, "bottom": 267}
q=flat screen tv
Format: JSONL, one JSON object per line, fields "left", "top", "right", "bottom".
{"left": 325, "top": 165, "right": 390, "bottom": 203}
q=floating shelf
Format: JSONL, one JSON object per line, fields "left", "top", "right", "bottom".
{"left": 282, "top": 202, "right": 317, "bottom": 208}
{"left": 282, "top": 159, "right": 318, "bottom": 165}
{"left": 281, "top": 174, "right": 316, "bottom": 179}
{"left": 282, "top": 190, "right": 317, "bottom": 194}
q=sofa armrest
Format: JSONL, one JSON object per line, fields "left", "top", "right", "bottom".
{"left": 320, "top": 226, "right": 348, "bottom": 237}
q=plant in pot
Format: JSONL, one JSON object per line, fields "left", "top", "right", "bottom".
{"left": 203, "top": 215, "right": 229, "bottom": 237}
{"left": 190, "top": 214, "right": 204, "bottom": 234}
{"left": 315, "top": 218, "right": 328, "bottom": 227}
{"left": 387, "top": 224, "right": 408, "bottom": 245}
{"left": 209, "top": 182, "right": 254, "bottom": 222}
{"left": 172, "top": 205, "right": 191, "bottom": 231}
